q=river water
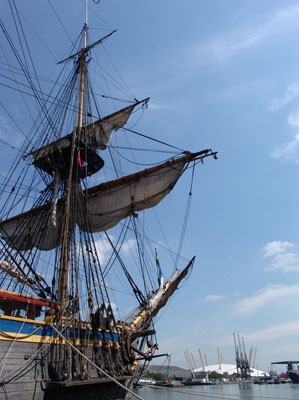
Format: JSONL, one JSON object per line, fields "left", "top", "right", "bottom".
{"left": 134, "top": 382, "right": 299, "bottom": 400}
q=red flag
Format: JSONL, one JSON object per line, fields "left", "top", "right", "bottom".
{"left": 78, "top": 152, "right": 83, "bottom": 171}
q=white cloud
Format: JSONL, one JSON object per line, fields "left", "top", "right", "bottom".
{"left": 149, "top": 102, "right": 175, "bottom": 111}
{"left": 261, "top": 240, "right": 299, "bottom": 272}
{"left": 92, "top": 236, "right": 137, "bottom": 265}
{"left": 245, "top": 320, "right": 299, "bottom": 343}
{"left": 120, "top": 238, "right": 137, "bottom": 255}
{"left": 204, "top": 294, "right": 225, "bottom": 302}
{"left": 106, "top": 302, "right": 118, "bottom": 312}
{"left": 269, "top": 82, "right": 299, "bottom": 111}
{"left": 271, "top": 133, "right": 299, "bottom": 163}
{"left": 209, "top": 320, "right": 299, "bottom": 346}
{"left": 93, "top": 235, "right": 113, "bottom": 265}
{"left": 265, "top": 252, "right": 299, "bottom": 272}
{"left": 234, "top": 284, "right": 299, "bottom": 315}
{"left": 192, "top": 4, "right": 299, "bottom": 64}
{"left": 287, "top": 110, "right": 299, "bottom": 128}
{"left": 261, "top": 240, "right": 293, "bottom": 258}
{"left": 270, "top": 107, "right": 299, "bottom": 163}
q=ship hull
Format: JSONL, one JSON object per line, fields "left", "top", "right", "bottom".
{"left": 288, "top": 371, "right": 299, "bottom": 383}
{"left": 0, "top": 321, "right": 133, "bottom": 400}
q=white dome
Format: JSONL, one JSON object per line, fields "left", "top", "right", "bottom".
{"left": 193, "top": 363, "right": 269, "bottom": 377}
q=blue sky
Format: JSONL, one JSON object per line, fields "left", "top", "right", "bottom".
{"left": 1, "top": 0, "right": 299, "bottom": 374}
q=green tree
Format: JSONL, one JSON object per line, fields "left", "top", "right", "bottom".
{"left": 143, "top": 372, "right": 165, "bottom": 380}
{"left": 209, "top": 372, "right": 223, "bottom": 381}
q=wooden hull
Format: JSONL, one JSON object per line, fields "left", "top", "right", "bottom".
{"left": 0, "top": 317, "right": 133, "bottom": 400}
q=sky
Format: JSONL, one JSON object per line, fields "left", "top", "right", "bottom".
{"left": 1, "top": 0, "right": 299, "bottom": 375}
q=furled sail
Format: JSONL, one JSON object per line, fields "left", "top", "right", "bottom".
{"left": 83, "top": 100, "right": 148, "bottom": 150}
{"left": 79, "top": 160, "right": 186, "bottom": 233}
{"left": 31, "top": 99, "right": 148, "bottom": 177}
{"left": 0, "top": 202, "right": 65, "bottom": 251}
{"left": 0, "top": 153, "right": 195, "bottom": 251}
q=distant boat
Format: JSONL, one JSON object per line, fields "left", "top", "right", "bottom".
{"left": 137, "top": 378, "right": 156, "bottom": 386}
{"left": 271, "top": 361, "right": 299, "bottom": 383}
{"left": 183, "top": 379, "right": 215, "bottom": 386}
{"left": 154, "top": 380, "right": 184, "bottom": 388}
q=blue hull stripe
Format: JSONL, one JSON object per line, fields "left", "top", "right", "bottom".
{"left": 0, "top": 317, "right": 119, "bottom": 342}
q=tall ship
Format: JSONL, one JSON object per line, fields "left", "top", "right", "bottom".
{"left": 0, "top": 1, "right": 217, "bottom": 399}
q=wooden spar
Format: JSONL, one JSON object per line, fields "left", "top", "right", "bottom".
{"left": 86, "top": 151, "right": 217, "bottom": 195}
{"left": 57, "top": 32, "right": 87, "bottom": 306}
{"left": 128, "top": 269, "right": 180, "bottom": 330}
{"left": 0, "top": 289, "right": 56, "bottom": 307}
{"left": 129, "top": 257, "right": 195, "bottom": 331}
{"left": 57, "top": 30, "right": 117, "bottom": 65}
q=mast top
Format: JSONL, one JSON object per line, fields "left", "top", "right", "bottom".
{"left": 57, "top": 30, "right": 117, "bottom": 65}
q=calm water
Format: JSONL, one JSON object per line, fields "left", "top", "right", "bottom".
{"left": 134, "top": 383, "right": 299, "bottom": 400}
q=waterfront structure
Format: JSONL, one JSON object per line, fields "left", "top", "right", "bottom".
{"left": 193, "top": 364, "right": 269, "bottom": 378}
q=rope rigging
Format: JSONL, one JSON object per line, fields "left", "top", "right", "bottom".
{"left": 175, "top": 161, "right": 196, "bottom": 269}
{"left": 123, "top": 126, "right": 185, "bottom": 152}
{"left": 0, "top": 16, "right": 60, "bottom": 150}
{"left": 0, "top": 3, "right": 218, "bottom": 398}
{"left": 104, "top": 231, "right": 146, "bottom": 305}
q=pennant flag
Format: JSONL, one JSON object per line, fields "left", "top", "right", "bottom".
{"left": 78, "top": 152, "right": 83, "bottom": 171}
{"left": 155, "top": 248, "right": 162, "bottom": 284}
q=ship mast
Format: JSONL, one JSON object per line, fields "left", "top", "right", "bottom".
{"left": 56, "top": 16, "right": 117, "bottom": 311}
{"left": 57, "top": 23, "right": 88, "bottom": 310}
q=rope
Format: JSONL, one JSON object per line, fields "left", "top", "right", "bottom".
{"left": 0, "top": 326, "right": 41, "bottom": 340}
{"left": 175, "top": 162, "right": 195, "bottom": 269}
{"left": 123, "top": 127, "right": 184, "bottom": 152}
{"left": 49, "top": 323, "right": 145, "bottom": 400}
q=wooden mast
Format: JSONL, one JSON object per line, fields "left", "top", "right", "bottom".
{"left": 57, "top": 24, "right": 88, "bottom": 310}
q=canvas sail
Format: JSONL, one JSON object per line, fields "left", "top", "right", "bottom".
{"left": 31, "top": 101, "right": 146, "bottom": 165}
{"left": 84, "top": 101, "right": 147, "bottom": 150}
{"left": 0, "top": 157, "right": 187, "bottom": 251}
{"left": 80, "top": 160, "right": 186, "bottom": 233}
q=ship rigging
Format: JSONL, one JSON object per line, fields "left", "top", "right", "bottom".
{"left": 0, "top": 1, "right": 217, "bottom": 399}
